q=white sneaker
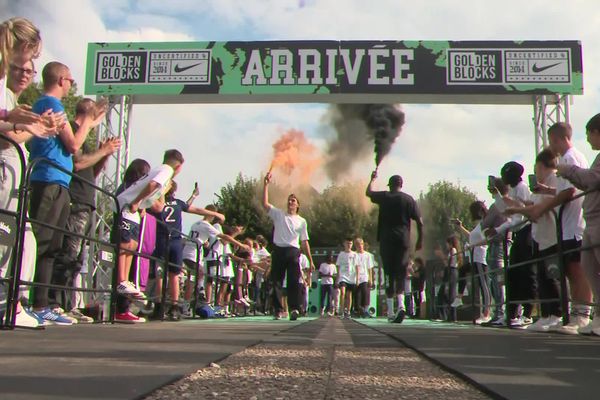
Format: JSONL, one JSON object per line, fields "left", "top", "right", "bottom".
{"left": 15, "top": 309, "right": 40, "bottom": 328}
{"left": 475, "top": 316, "right": 491, "bottom": 325}
{"left": 527, "top": 316, "right": 561, "bottom": 332}
{"left": 555, "top": 315, "right": 589, "bottom": 335}
{"left": 451, "top": 298, "right": 463, "bottom": 308}
{"left": 117, "top": 281, "right": 147, "bottom": 300}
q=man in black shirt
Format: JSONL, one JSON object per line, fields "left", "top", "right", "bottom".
{"left": 366, "top": 172, "right": 423, "bottom": 323}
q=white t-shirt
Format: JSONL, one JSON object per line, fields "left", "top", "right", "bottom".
{"left": 355, "top": 252, "right": 374, "bottom": 284}
{"left": 336, "top": 251, "right": 357, "bottom": 284}
{"left": 498, "top": 181, "right": 531, "bottom": 234}
{"left": 318, "top": 262, "right": 337, "bottom": 285}
{"left": 468, "top": 223, "right": 487, "bottom": 265}
{"left": 532, "top": 173, "right": 559, "bottom": 250}
{"left": 204, "top": 223, "right": 224, "bottom": 262}
{"left": 557, "top": 147, "right": 587, "bottom": 240}
{"left": 267, "top": 206, "right": 309, "bottom": 248}
{"left": 182, "top": 219, "right": 220, "bottom": 262}
{"left": 116, "top": 164, "right": 174, "bottom": 224}
{"left": 299, "top": 253, "right": 311, "bottom": 284}
{"left": 221, "top": 243, "right": 234, "bottom": 277}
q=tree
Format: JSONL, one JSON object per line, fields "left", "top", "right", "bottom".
{"left": 303, "top": 182, "right": 377, "bottom": 248}
{"left": 214, "top": 173, "right": 272, "bottom": 239}
{"left": 418, "top": 180, "right": 478, "bottom": 258}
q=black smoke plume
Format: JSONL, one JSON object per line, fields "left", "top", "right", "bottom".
{"left": 324, "top": 104, "right": 405, "bottom": 180}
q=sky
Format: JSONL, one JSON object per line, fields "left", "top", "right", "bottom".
{"left": 2, "top": 0, "right": 600, "bottom": 231}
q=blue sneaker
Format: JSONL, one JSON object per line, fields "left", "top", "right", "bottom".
{"left": 33, "top": 308, "right": 73, "bottom": 326}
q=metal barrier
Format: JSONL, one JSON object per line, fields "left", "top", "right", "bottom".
{"left": 1, "top": 151, "right": 123, "bottom": 329}
{"left": 425, "top": 188, "right": 598, "bottom": 327}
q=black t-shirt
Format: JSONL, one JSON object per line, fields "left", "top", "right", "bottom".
{"left": 68, "top": 121, "right": 96, "bottom": 209}
{"left": 368, "top": 190, "right": 421, "bottom": 245}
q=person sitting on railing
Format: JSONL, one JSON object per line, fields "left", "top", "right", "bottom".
{"left": 485, "top": 161, "right": 535, "bottom": 328}
{"left": 506, "top": 149, "right": 563, "bottom": 332}
{"left": 28, "top": 61, "right": 105, "bottom": 326}
{"left": 113, "top": 150, "right": 184, "bottom": 323}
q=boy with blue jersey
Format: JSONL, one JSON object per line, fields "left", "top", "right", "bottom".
{"left": 149, "top": 181, "right": 225, "bottom": 320}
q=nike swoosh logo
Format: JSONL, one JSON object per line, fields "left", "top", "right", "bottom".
{"left": 531, "top": 62, "right": 562, "bottom": 73}
{"left": 173, "top": 62, "right": 202, "bottom": 73}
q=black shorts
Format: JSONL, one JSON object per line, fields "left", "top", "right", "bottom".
{"left": 120, "top": 219, "right": 140, "bottom": 243}
{"left": 562, "top": 238, "right": 582, "bottom": 264}
{"left": 339, "top": 281, "right": 356, "bottom": 291}
{"left": 380, "top": 242, "right": 409, "bottom": 280}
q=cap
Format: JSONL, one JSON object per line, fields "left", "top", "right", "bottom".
{"left": 388, "top": 175, "right": 403, "bottom": 187}
{"left": 500, "top": 161, "right": 524, "bottom": 179}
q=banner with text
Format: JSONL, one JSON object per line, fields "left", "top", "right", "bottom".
{"left": 85, "top": 40, "right": 583, "bottom": 98}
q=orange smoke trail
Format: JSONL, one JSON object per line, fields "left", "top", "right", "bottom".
{"left": 270, "top": 129, "right": 321, "bottom": 185}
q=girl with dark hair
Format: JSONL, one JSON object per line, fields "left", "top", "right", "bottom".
{"left": 453, "top": 201, "right": 492, "bottom": 324}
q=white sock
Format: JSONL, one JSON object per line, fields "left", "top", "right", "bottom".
{"left": 397, "top": 294, "right": 405, "bottom": 312}
{"left": 386, "top": 298, "right": 394, "bottom": 317}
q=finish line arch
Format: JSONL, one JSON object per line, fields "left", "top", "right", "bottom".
{"left": 84, "top": 39, "right": 582, "bottom": 302}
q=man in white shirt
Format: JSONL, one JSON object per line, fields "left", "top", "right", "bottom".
{"left": 336, "top": 238, "right": 357, "bottom": 319}
{"left": 546, "top": 123, "right": 592, "bottom": 334}
{"left": 262, "top": 171, "right": 315, "bottom": 321}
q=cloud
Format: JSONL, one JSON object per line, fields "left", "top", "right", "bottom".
{"left": 3, "top": 0, "right": 600, "bottom": 232}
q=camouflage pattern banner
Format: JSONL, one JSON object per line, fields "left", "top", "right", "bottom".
{"left": 85, "top": 40, "right": 583, "bottom": 100}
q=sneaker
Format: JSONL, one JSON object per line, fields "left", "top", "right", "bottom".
{"left": 290, "top": 309, "right": 299, "bottom": 321}
{"left": 33, "top": 308, "right": 73, "bottom": 326}
{"left": 327, "top": 311, "right": 334, "bottom": 317}
{"left": 526, "top": 317, "right": 550, "bottom": 332}
{"left": 555, "top": 315, "right": 589, "bottom": 335}
{"left": 273, "top": 313, "right": 282, "bottom": 320}
{"left": 115, "top": 311, "right": 146, "bottom": 323}
{"left": 521, "top": 316, "right": 533, "bottom": 325}
{"left": 117, "top": 281, "right": 147, "bottom": 300}
{"left": 139, "top": 301, "right": 154, "bottom": 316}
{"left": 51, "top": 307, "right": 77, "bottom": 324}
{"left": 240, "top": 298, "right": 251, "bottom": 307}
{"left": 15, "top": 309, "right": 40, "bottom": 328}
{"left": 509, "top": 317, "right": 523, "bottom": 328}
{"left": 489, "top": 317, "right": 506, "bottom": 327}
{"left": 474, "top": 316, "right": 492, "bottom": 325}
{"left": 166, "top": 305, "right": 181, "bottom": 321}
{"left": 451, "top": 298, "right": 463, "bottom": 308}
{"left": 67, "top": 308, "right": 94, "bottom": 324}
{"left": 392, "top": 309, "right": 405, "bottom": 324}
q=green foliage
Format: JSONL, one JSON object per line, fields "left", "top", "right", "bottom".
{"left": 304, "top": 182, "right": 377, "bottom": 248}
{"left": 418, "top": 180, "right": 478, "bottom": 257}
{"left": 18, "top": 82, "right": 83, "bottom": 121}
{"left": 214, "top": 173, "right": 272, "bottom": 239}
{"left": 18, "top": 82, "right": 96, "bottom": 147}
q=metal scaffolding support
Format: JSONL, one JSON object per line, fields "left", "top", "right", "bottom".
{"left": 87, "top": 95, "right": 133, "bottom": 310}
{"left": 533, "top": 94, "right": 571, "bottom": 156}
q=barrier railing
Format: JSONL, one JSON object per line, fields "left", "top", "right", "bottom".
{"left": 2, "top": 151, "right": 123, "bottom": 328}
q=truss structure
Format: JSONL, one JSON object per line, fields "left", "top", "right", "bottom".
{"left": 533, "top": 94, "right": 571, "bottom": 156}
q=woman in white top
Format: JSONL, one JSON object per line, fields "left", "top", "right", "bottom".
{"left": 454, "top": 201, "right": 492, "bottom": 324}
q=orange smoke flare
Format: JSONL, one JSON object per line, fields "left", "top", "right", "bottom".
{"left": 269, "top": 129, "right": 321, "bottom": 185}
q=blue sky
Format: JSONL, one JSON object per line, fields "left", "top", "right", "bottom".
{"left": 2, "top": 0, "right": 600, "bottom": 231}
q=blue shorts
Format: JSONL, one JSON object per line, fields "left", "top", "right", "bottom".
{"left": 120, "top": 219, "right": 140, "bottom": 243}
{"left": 153, "top": 239, "right": 184, "bottom": 273}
